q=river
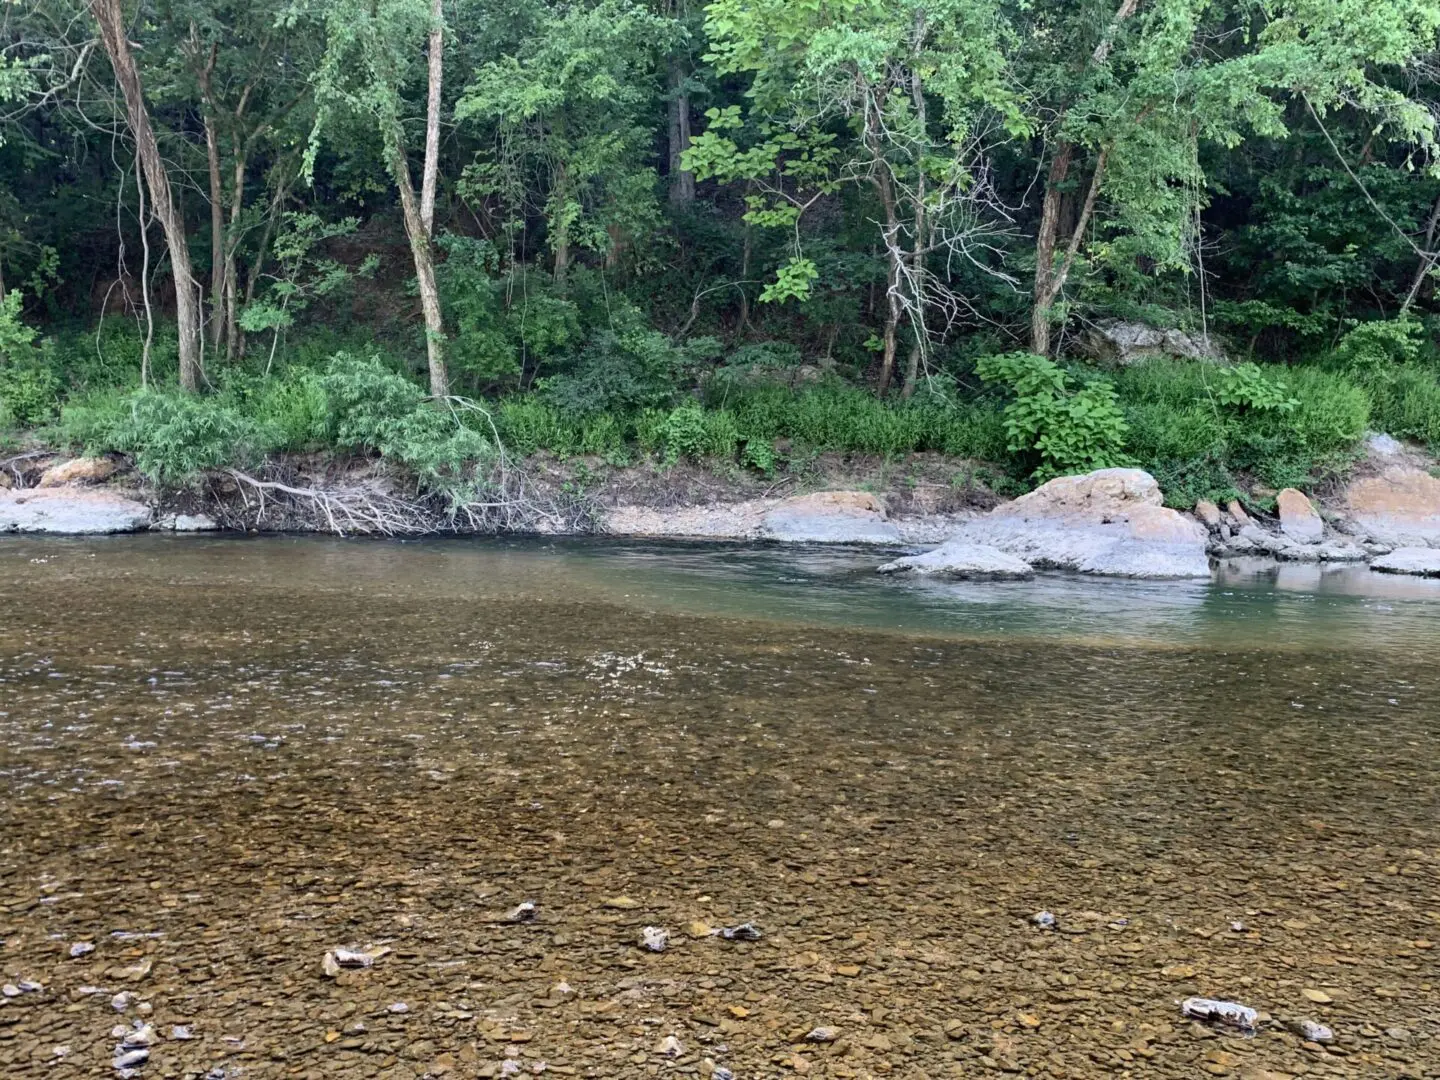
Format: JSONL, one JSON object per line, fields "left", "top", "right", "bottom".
{"left": 1, "top": 535, "right": 1437, "bottom": 1078}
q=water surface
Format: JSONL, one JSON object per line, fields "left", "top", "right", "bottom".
{"left": 1, "top": 536, "right": 1437, "bottom": 1078}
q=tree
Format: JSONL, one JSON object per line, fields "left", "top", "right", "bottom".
{"left": 687, "top": 0, "right": 1024, "bottom": 396}
{"left": 457, "top": 0, "right": 675, "bottom": 283}
{"left": 90, "top": 0, "right": 204, "bottom": 390}
{"left": 306, "top": 0, "right": 450, "bottom": 397}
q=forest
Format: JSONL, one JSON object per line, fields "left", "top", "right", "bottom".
{"left": 2, "top": 0, "right": 1440, "bottom": 510}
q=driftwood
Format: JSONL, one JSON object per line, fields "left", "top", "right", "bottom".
{"left": 211, "top": 456, "right": 598, "bottom": 537}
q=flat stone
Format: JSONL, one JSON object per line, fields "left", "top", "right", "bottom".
{"left": 1, "top": 488, "right": 151, "bottom": 534}
{"left": 172, "top": 514, "right": 220, "bottom": 532}
{"left": 877, "top": 541, "right": 1033, "bottom": 580}
{"left": 37, "top": 457, "right": 119, "bottom": 487}
{"left": 1277, "top": 488, "right": 1324, "bottom": 544}
{"left": 1370, "top": 548, "right": 1440, "bottom": 577}
{"left": 760, "top": 491, "right": 901, "bottom": 544}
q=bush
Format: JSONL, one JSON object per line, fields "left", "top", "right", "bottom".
{"left": 975, "top": 352, "right": 1130, "bottom": 479}
{"left": 1367, "top": 366, "right": 1440, "bottom": 447}
{"left": 78, "top": 390, "right": 260, "bottom": 484}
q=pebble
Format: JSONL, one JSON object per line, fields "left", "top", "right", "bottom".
{"left": 111, "top": 992, "right": 136, "bottom": 1011}
{"left": 1301, "top": 988, "right": 1333, "bottom": 1004}
{"left": 171, "top": 1025, "right": 194, "bottom": 1040}
{"left": 69, "top": 941, "right": 95, "bottom": 958}
{"left": 640, "top": 926, "right": 670, "bottom": 952}
{"left": 1030, "top": 911, "right": 1057, "bottom": 929}
{"left": 0, "top": 985, "right": 18, "bottom": 998}
{"left": 806, "top": 1026, "right": 839, "bottom": 1042}
{"left": 657, "top": 1034, "right": 683, "bottom": 1056}
{"left": 388, "top": 1002, "right": 410, "bottom": 1013}
{"left": 114, "top": 1047, "right": 150, "bottom": 1068}
{"left": 1291, "top": 1019, "right": 1334, "bottom": 1043}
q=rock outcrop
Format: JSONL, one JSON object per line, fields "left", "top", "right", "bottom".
{"left": 759, "top": 491, "right": 901, "bottom": 544}
{"left": 1342, "top": 464, "right": 1440, "bottom": 548}
{"left": 1, "top": 488, "right": 151, "bottom": 534}
{"left": 905, "top": 468, "right": 1211, "bottom": 579}
{"left": 37, "top": 456, "right": 120, "bottom": 487}
{"left": 877, "top": 541, "right": 1034, "bottom": 580}
{"left": 1370, "top": 548, "right": 1440, "bottom": 577}
{"left": 1081, "top": 320, "right": 1225, "bottom": 366}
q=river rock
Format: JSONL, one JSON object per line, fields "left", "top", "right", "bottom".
{"left": 928, "top": 469, "right": 1210, "bottom": 578}
{"left": 1370, "top": 547, "right": 1440, "bottom": 577}
{"left": 1081, "top": 320, "right": 1225, "bottom": 365}
{"left": 877, "top": 540, "right": 1033, "bottom": 580}
{"left": 1277, "top": 488, "right": 1324, "bottom": 544}
{"left": 759, "top": 491, "right": 900, "bottom": 544}
{"left": 1194, "top": 499, "right": 1222, "bottom": 530}
{"left": 1343, "top": 464, "right": 1440, "bottom": 547}
{"left": 37, "top": 456, "right": 119, "bottom": 487}
{"left": 1, "top": 488, "right": 151, "bottom": 534}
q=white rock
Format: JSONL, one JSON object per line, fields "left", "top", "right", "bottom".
{"left": 640, "top": 926, "right": 670, "bottom": 952}
{"left": 1371, "top": 547, "right": 1440, "bottom": 577}
{"left": 1180, "top": 996, "right": 1258, "bottom": 1032}
{"left": 172, "top": 514, "right": 219, "bottom": 532}
{"left": 877, "top": 540, "right": 1033, "bottom": 579}
{"left": 1, "top": 488, "right": 151, "bottom": 534}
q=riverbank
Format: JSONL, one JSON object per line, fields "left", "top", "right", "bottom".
{"left": 4, "top": 439, "right": 1440, "bottom": 578}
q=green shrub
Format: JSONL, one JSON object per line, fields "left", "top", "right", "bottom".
{"left": 317, "top": 353, "right": 492, "bottom": 496}
{"left": 975, "top": 352, "right": 1131, "bottom": 479}
{"left": 83, "top": 390, "right": 260, "bottom": 483}
{"left": 252, "top": 368, "right": 330, "bottom": 450}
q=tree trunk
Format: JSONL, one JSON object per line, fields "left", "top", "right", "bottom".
{"left": 202, "top": 109, "right": 226, "bottom": 350}
{"left": 1032, "top": 145, "right": 1108, "bottom": 357}
{"left": 391, "top": 131, "right": 448, "bottom": 398}
{"left": 93, "top": 0, "right": 202, "bottom": 390}
{"left": 1400, "top": 192, "right": 1440, "bottom": 315}
{"left": 1030, "top": 144, "right": 1072, "bottom": 357}
{"left": 667, "top": 60, "right": 695, "bottom": 206}
{"left": 421, "top": 0, "right": 443, "bottom": 236}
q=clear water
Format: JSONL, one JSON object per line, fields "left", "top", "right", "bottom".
{"left": 0, "top": 535, "right": 1436, "bottom": 1079}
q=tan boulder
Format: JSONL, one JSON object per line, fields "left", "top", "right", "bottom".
{"left": 0, "top": 471, "right": 11, "bottom": 489}
{"left": 993, "top": 467, "right": 1163, "bottom": 519}
{"left": 1343, "top": 465, "right": 1440, "bottom": 546}
{"left": 1277, "top": 488, "right": 1324, "bottom": 544}
{"left": 1226, "top": 499, "right": 1252, "bottom": 527}
{"left": 1194, "top": 499, "right": 1222, "bottom": 529}
{"left": 38, "top": 456, "right": 119, "bottom": 488}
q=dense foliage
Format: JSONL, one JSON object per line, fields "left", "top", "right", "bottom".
{"left": 3, "top": 0, "right": 1440, "bottom": 504}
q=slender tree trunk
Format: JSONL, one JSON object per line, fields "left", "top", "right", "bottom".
{"left": 202, "top": 110, "right": 226, "bottom": 350}
{"left": 223, "top": 150, "right": 247, "bottom": 360}
{"left": 871, "top": 162, "right": 902, "bottom": 396}
{"left": 1401, "top": 193, "right": 1440, "bottom": 316}
{"left": 421, "top": 0, "right": 443, "bottom": 237}
{"left": 667, "top": 60, "right": 695, "bottom": 206}
{"left": 552, "top": 161, "right": 571, "bottom": 283}
{"left": 93, "top": 0, "right": 202, "bottom": 390}
{"left": 1030, "top": 144, "right": 1073, "bottom": 357}
{"left": 391, "top": 131, "right": 448, "bottom": 398}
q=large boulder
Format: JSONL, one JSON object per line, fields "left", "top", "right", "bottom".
{"left": 37, "top": 456, "right": 119, "bottom": 487}
{"left": 921, "top": 468, "right": 1211, "bottom": 579}
{"left": 1370, "top": 547, "right": 1440, "bottom": 577}
{"left": 1081, "top": 320, "right": 1225, "bottom": 366}
{"left": 1343, "top": 464, "right": 1440, "bottom": 547}
{"left": 1, "top": 488, "right": 151, "bottom": 534}
{"left": 759, "top": 491, "right": 901, "bottom": 544}
{"left": 877, "top": 541, "right": 1033, "bottom": 580}
{"left": 1276, "top": 488, "right": 1324, "bottom": 544}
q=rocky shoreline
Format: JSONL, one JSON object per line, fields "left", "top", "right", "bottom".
{"left": 4, "top": 438, "right": 1440, "bottom": 579}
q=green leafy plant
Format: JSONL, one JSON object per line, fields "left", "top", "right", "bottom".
{"left": 975, "top": 352, "right": 1130, "bottom": 480}
{"left": 1214, "top": 363, "right": 1299, "bottom": 413}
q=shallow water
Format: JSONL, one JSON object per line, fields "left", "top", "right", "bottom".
{"left": 0, "top": 535, "right": 1437, "bottom": 1079}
